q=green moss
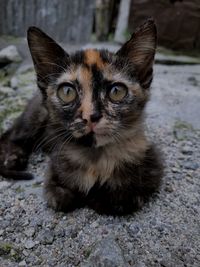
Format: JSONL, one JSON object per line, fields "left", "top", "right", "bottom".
{"left": 0, "top": 242, "right": 13, "bottom": 255}
{"left": 174, "top": 120, "right": 194, "bottom": 131}
{"left": 0, "top": 242, "right": 22, "bottom": 262}
{"left": 17, "top": 71, "right": 35, "bottom": 87}
{"left": 15, "top": 186, "right": 25, "bottom": 193}
{"left": 157, "top": 46, "right": 200, "bottom": 59}
{"left": 173, "top": 120, "right": 199, "bottom": 141}
{"left": 0, "top": 35, "right": 23, "bottom": 44}
{"left": 32, "top": 182, "right": 42, "bottom": 188}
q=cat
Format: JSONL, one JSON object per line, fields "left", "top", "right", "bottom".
{"left": 0, "top": 19, "right": 163, "bottom": 215}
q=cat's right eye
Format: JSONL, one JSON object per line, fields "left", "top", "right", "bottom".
{"left": 57, "top": 83, "right": 77, "bottom": 104}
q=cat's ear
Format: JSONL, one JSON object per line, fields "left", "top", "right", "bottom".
{"left": 116, "top": 19, "right": 157, "bottom": 89}
{"left": 27, "top": 27, "right": 69, "bottom": 89}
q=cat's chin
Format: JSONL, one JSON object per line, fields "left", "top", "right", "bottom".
{"left": 72, "top": 131, "right": 113, "bottom": 148}
{"left": 94, "top": 134, "right": 111, "bottom": 148}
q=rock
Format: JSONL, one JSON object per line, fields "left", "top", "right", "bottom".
{"left": 0, "top": 86, "right": 14, "bottom": 96}
{"left": 155, "top": 53, "right": 200, "bottom": 65}
{"left": 0, "top": 181, "right": 11, "bottom": 190}
{"left": 24, "top": 240, "right": 36, "bottom": 249}
{"left": 81, "top": 237, "right": 126, "bottom": 267}
{"left": 24, "top": 227, "right": 35, "bottom": 238}
{"left": 10, "top": 76, "right": 19, "bottom": 89}
{"left": 126, "top": 224, "right": 141, "bottom": 237}
{"left": 184, "top": 162, "right": 199, "bottom": 171}
{"left": 0, "top": 45, "right": 22, "bottom": 64}
{"left": 18, "top": 260, "right": 27, "bottom": 266}
{"left": 39, "top": 230, "right": 54, "bottom": 245}
{"left": 17, "top": 64, "right": 34, "bottom": 74}
{"left": 181, "top": 146, "right": 193, "bottom": 155}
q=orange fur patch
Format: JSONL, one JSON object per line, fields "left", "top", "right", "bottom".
{"left": 84, "top": 49, "right": 104, "bottom": 69}
{"left": 77, "top": 66, "right": 93, "bottom": 121}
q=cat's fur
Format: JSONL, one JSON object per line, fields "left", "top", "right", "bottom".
{"left": 0, "top": 19, "right": 163, "bottom": 215}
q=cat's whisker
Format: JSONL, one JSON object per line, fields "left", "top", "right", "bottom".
{"left": 33, "top": 128, "right": 67, "bottom": 152}
{"left": 54, "top": 134, "right": 73, "bottom": 165}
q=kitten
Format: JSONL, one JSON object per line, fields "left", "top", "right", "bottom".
{"left": 0, "top": 19, "right": 163, "bottom": 215}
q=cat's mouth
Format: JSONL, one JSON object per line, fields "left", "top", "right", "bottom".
{"left": 72, "top": 130, "right": 108, "bottom": 148}
{"left": 73, "top": 132, "right": 96, "bottom": 147}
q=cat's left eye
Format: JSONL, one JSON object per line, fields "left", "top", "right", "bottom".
{"left": 109, "top": 83, "right": 128, "bottom": 102}
{"left": 57, "top": 83, "right": 77, "bottom": 103}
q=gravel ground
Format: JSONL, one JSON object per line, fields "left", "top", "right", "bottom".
{"left": 0, "top": 42, "right": 200, "bottom": 266}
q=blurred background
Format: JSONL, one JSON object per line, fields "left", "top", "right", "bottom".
{"left": 0, "top": 0, "right": 200, "bottom": 52}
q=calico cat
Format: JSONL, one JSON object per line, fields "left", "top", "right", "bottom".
{"left": 0, "top": 19, "right": 163, "bottom": 215}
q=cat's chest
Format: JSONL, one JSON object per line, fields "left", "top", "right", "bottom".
{"left": 58, "top": 138, "right": 148, "bottom": 193}
{"left": 69, "top": 148, "right": 118, "bottom": 193}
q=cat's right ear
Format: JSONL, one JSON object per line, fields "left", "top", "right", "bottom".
{"left": 116, "top": 19, "right": 157, "bottom": 89}
{"left": 27, "top": 27, "right": 69, "bottom": 89}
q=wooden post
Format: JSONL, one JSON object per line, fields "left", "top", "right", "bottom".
{"left": 95, "top": 0, "right": 111, "bottom": 41}
{"left": 114, "top": 0, "right": 131, "bottom": 43}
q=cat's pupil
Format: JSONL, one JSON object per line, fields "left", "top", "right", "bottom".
{"left": 64, "top": 87, "right": 71, "bottom": 95}
{"left": 57, "top": 85, "right": 77, "bottom": 103}
{"left": 109, "top": 84, "right": 127, "bottom": 102}
{"left": 113, "top": 87, "right": 118, "bottom": 94}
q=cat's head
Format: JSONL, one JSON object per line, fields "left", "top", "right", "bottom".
{"left": 27, "top": 19, "right": 157, "bottom": 147}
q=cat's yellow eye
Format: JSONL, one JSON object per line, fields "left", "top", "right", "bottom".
{"left": 57, "top": 84, "right": 77, "bottom": 103}
{"left": 109, "top": 84, "right": 127, "bottom": 102}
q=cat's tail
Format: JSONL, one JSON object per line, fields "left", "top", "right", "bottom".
{"left": 0, "top": 169, "right": 33, "bottom": 180}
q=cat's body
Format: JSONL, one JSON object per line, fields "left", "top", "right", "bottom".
{"left": 0, "top": 19, "right": 163, "bottom": 215}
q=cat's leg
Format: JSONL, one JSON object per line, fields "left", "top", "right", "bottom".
{"left": 44, "top": 164, "right": 85, "bottom": 212}
{"left": 87, "top": 145, "right": 163, "bottom": 215}
{"left": 0, "top": 93, "right": 48, "bottom": 179}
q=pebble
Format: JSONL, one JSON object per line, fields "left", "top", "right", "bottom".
{"left": 40, "top": 230, "right": 54, "bottom": 245}
{"left": 0, "top": 45, "right": 22, "bottom": 64}
{"left": 24, "top": 240, "right": 36, "bottom": 249}
{"left": 18, "top": 260, "right": 27, "bottom": 267}
{"left": 184, "top": 162, "right": 199, "bottom": 170}
{"left": 0, "top": 181, "right": 11, "bottom": 190}
{"left": 181, "top": 146, "right": 193, "bottom": 155}
{"left": 10, "top": 76, "right": 18, "bottom": 89}
{"left": 24, "top": 227, "right": 35, "bottom": 238}
{"left": 81, "top": 237, "right": 126, "bottom": 267}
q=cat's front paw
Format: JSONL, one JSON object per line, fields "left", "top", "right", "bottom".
{"left": 44, "top": 185, "right": 77, "bottom": 212}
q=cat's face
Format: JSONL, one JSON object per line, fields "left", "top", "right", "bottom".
{"left": 28, "top": 19, "right": 157, "bottom": 147}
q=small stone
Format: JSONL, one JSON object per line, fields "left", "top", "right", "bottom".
{"left": 24, "top": 240, "right": 36, "bottom": 249}
{"left": 0, "top": 229, "right": 4, "bottom": 236}
{"left": 181, "top": 146, "right": 193, "bottom": 155}
{"left": 172, "top": 167, "right": 180, "bottom": 173}
{"left": 0, "top": 181, "right": 11, "bottom": 190}
{"left": 10, "top": 76, "right": 18, "bottom": 89}
{"left": 184, "top": 162, "right": 199, "bottom": 170}
{"left": 19, "top": 260, "right": 26, "bottom": 266}
{"left": 0, "top": 86, "right": 14, "bottom": 96}
{"left": 165, "top": 184, "right": 174, "bottom": 193}
{"left": 17, "top": 64, "right": 33, "bottom": 74}
{"left": 81, "top": 237, "right": 126, "bottom": 267}
{"left": 55, "top": 228, "right": 65, "bottom": 238}
{"left": 0, "top": 45, "right": 22, "bottom": 64}
{"left": 40, "top": 230, "right": 54, "bottom": 245}
{"left": 127, "top": 224, "right": 141, "bottom": 237}
{"left": 22, "top": 249, "right": 29, "bottom": 256}
{"left": 24, "top": 227, "right": 35, "bottom": 238}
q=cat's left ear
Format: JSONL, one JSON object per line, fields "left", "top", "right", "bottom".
{"left": 116, "top": 18, "right": 157, "bottom": 89}
{"left": 27, "top": 27, "right": 69, "bottom": 89}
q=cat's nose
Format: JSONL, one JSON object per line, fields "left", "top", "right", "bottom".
{"left": 90, "top": 112, "right": 102, "bottom": 123}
